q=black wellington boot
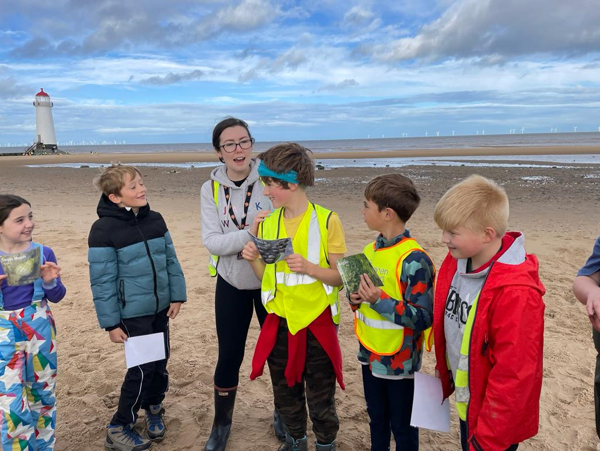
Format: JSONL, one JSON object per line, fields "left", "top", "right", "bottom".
{"left": 204, "top": 388, "right": 237, "bottom": 451}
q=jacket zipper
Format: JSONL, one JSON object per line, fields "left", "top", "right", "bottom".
{"left": 135, "top": 218, "right": 160, "bottom": 315}
{"left": 465, "top": 261, "right": 495, "bottom": 446}
{"left": 119, "top": 279, "right": 126, "bottom": 308}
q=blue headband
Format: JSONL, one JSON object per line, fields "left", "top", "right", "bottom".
{"left": 257, "top": 160, "right": 299, "bottom": 184}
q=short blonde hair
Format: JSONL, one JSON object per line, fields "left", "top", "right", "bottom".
{"left": 93, "top": 163, "right": 142, "bottom": 197}
{"left": 434, "top": 175, "right": 509, "bottom": 235}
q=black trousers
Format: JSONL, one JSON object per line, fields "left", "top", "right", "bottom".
{"left": 460, "top": 420, "right": 518, "bottom": 451}
{"left": 111, "top": 308, "right": 170, "bottom": 426}
{"left": 594, "top": 328, "right": 600, "bottom": 439}
{"left": 361, "top": 365, "right": 418, "bottom": 451}
{"left": 267, "top": 317, "right": 339, "bottom": 444}
{"left": 214, "top": 275, "right": 267, "bottom": 389}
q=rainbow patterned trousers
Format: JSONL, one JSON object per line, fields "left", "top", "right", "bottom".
{"left": 0, "top": 301, "right": 56, "bottom": 450}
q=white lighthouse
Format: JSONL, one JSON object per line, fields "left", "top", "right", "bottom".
{"left": 29, "top": 88, "right": 58, "bottom": 154}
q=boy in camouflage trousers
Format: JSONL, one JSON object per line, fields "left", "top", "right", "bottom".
{"left": 243, "top": 143, "right": 346, "bottom": 451}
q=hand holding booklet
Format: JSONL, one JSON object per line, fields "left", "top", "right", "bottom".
{"left": 250, "top": 235, "right": 294, "bottom": 264}
{"left": 0, "top": 246, "right": 41, "bottom": 286}
{"left": 336, "top": 253, "right": 383, "bottom": 296}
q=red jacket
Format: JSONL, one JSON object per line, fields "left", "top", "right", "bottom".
{"left": 433, "top": 232, "right": 545, "bottom": 451}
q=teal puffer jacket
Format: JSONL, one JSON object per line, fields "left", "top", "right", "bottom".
{"left": 88, "top": 195, "right": 186, "bottom": 329}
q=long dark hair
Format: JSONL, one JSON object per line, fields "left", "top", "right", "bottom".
{"left": 212, "top": 117, "right": 252, "bottom": 150}
{"left": 0, "top": 195, "right": 31, "bottom": 226}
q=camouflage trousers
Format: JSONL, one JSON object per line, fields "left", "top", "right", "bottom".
{"left": 267, "top": 317, "right": 339, "bottom": 444}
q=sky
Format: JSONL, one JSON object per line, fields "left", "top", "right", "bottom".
{"left": 1, "top": 0, "right": 600, "bottom": 146}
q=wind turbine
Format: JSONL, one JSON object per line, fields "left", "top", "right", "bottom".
{"left": 573, "top": 126, "right": 577, "bottom": 133}
{"left": 452, "top": 131, "right": 455, "bottom": 136}
{"left": 425, "top": 132, "right": 429, "bottom": 137}
{"left": 436, "top": 131, "right": 440, "bottom": 137}
{"left": 521, "top": 127, "right": 525, "bottom": 134}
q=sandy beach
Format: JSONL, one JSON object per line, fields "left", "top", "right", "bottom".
{"left": 2, "top": 147, "right": 600, "bottom": 450}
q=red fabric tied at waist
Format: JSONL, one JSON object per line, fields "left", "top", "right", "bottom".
{"left": 250, "top": 309, "right": 345, "bottom": 390}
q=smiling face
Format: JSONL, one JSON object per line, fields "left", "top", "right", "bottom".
{"left": 217, "top": 125, "right": 253, "bottom": 181}
{"left": 441, "top": 226, "right": 488, "bottom": 262}
{"left": 262, "top": 179, "right": 292, "bottom": 209}
{"left": 109, "top": 172, "right": 148, "bottom": 211}
{"left": 0, "top": 203, "right": 35, "bottom": 248}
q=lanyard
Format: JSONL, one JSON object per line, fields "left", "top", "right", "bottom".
{"left": 223, "top": 182, "right": 255, "bottom": 230}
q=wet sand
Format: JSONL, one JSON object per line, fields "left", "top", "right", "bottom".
{"left": 1, "top": 149, "right": 599, "bottom": 450}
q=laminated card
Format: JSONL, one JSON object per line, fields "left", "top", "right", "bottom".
{"left": 251, "top": 235, "right": 294, "bottom": 264}
{"left": 336, "top": 253, "right": 383, "bottom": 296}
{"left": 0, "top": 246, "right": 42, "bottom": 286}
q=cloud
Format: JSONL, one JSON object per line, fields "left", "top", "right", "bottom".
{"left": 94, "top": 126, "right": 178, "bottom": 134}
{"left": 140, "top": 70, "right": 205, "bottom": 85}
{"left": 7, "top": 0, "right": 281, "bottom": 58}
{"left": 317, "top": 78, "right": 359, "bottom": 92}
{"left": 370, "top": 0, "right": 600, "bottom": 63}
{"left": 0, "top": 76, "right": 35, "bottom": 100}
{"left": 342, "top": 6, "right": 375, "bottom": 27}
{"left": 214, "top": 0, "right": 280, "bottom": 32}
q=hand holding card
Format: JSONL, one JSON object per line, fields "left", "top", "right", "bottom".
{"left": 250, "top": 235, "right": 294, "bottom": 264}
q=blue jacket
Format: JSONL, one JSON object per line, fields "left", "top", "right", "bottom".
{"left": 88, "top": 195, "right": 187, "bottom": 329}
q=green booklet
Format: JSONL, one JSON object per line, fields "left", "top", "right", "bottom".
{"left": 336, "top": 253, "right": 383, "bottom": 296}
{"left": 0, "top": 246, "right": 42, "bottom": 286}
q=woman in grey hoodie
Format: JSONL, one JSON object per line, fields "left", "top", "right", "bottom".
{"left": 200, "top": 117, "right": 282, "bottom": 450}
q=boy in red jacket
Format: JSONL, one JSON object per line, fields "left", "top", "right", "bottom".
{"left": 432, "top": 175, "right": 545, "bottom": 451}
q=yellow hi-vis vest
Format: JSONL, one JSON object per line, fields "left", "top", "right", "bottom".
{"left": 455, "top": 292, "right": 481, "bottom": 421}
{"left": 260, "top": 203, "right": 340, "bottom": 335}
{"left": 208, "top": 180, "right": 220, "bottom": 277}
{"left": 356, "top": 238, "right": 433, "bottom": 355}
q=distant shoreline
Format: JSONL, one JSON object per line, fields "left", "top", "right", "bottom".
{"left": 1, "top": 145, "right": 599, "bottom": 167}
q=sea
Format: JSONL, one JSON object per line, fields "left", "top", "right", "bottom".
{"left": 3, "top": 132, "right": 600, "bottom": 169}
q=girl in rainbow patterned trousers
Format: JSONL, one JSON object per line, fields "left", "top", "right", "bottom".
{"left": 0, "top": 195, "right": 65, "bottom": 450}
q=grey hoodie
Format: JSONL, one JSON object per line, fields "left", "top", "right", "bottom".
{"left": 444, "top": 232, "right": 527, "bottom": 382}
{"left": 200, "top": 159, "right": 272, "bottom": 290}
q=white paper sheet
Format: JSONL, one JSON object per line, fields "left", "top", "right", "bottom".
{"left": 410, "top": 372, "right": 451, "bottom": 433}
{"left": 124, "top": 332, "right": 166, "bottom": 368}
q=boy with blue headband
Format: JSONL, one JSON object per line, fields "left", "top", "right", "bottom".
{"left": 242, "top": 143, "right": 346, "bottom": 451}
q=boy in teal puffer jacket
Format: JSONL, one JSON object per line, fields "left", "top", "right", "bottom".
{"left": 88, "top": 163, "right": 187, "bottom": 451}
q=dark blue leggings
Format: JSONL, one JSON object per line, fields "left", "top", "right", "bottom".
{"left": 213, "top": 275, "right": 267, "bottom": 389}
{"left": 361, "top": 365, "right": 418, "bottom": 451}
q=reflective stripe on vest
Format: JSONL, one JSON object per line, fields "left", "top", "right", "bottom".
{"left": 455, "top": 292, "right": 481, "bottom": 421}
{"left": 208, "top": 180, "right": 220, "bottom": 277}
{"left": 356, "top": 238, "right": 426, "bottom": 355}
{"left": 355, "top": 310, "right": 403, "bottom": 330}
{"left": 260, "top": 203, "right": 340, "bottom": 335}
{"left": 0, "top": 242, "right": 45, "bottom": 309}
